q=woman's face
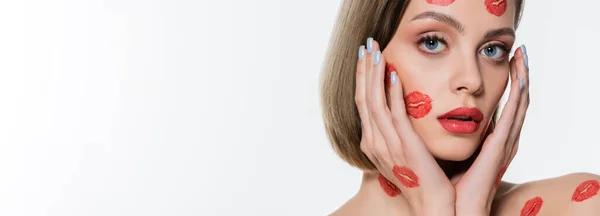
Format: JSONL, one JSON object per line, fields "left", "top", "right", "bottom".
{"left": 382, "top": 0, "right": 517, "bottom": 161}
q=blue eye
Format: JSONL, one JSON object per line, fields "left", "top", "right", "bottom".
{"left": 420, "top": 38, "right": 446, "bottom": 53}
{"left": 481, "top": 45, "right": 505, "bottom": 59}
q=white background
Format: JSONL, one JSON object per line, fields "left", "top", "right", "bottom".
{"left": 0, "top": 0, "right": 599, "bottom": 215}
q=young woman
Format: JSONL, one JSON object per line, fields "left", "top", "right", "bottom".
{"left": 320, "top": 0, "right": 600, "bottom": 215}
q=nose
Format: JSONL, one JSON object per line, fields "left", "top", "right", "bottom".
{"left": 450, "top": 55, "right": 483, "bottom": 95}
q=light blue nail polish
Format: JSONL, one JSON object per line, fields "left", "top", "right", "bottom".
{"left": 521, "top": 45, "right": 528, "bottom": 69}
{"left": 367, "top": 38, "right": 374, "bottom": 53}
{"left": 519, "top": 77, "right": 525, "bottom": 89}
{"left": 391, "top": 72, "right": 397, "bottom": 85}
{"left": 374, "top": 51, "right": 381, "bottom": 65}
{"left": 358, "top": 45, "right": 365, "bottom": 60}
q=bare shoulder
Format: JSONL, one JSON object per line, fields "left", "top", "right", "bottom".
{"left": 492, "top": 172, "right": 600, "bottom": 216}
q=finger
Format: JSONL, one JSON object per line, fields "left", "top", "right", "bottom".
{"left": 486, "top": 52, "right": 523, "bottom": 148}
{"left": 365, "top": 40, "right": 403, "bottom": 153}
{"left": 506, "top": 46, "right": 530, "bottom": 159}
{"left": 355, "top": 44, "right": 373, "bottom": 153}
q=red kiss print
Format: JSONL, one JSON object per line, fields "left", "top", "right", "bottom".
{"left": 520, "top": 197, "right": 543, "bottom": 216}
{"left": 495, "top": 166, "right": 507, "bottom": 188}
{"left": 378, "top": 174, "right": 401, "bottom": 197}
{"left": 392, "top": 166, "right": 420, "bottom": 188}
{"left": 426, "top": 0, "right": 455, "bottom": 6}
{"left": 572, "top": 180, "right": 600, "bottom": 202}
{"left": 404, "top": 91, "right": 433, "bottom": 119}
{"left": 485, "top": 0, "right": 507, "bottom": 17}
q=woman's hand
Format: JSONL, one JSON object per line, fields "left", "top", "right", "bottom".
{"left": 355, "top": 38, "right": 455, "bottom": 216}
{"left": 453, "top": 46, "right": 530, "bottom": 215}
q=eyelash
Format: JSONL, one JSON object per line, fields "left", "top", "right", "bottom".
{"left": 415, "top": 33, "right": 510, "bottom": 64}
{"left": 415, "top": 33, "right": 449, "bottom": 55}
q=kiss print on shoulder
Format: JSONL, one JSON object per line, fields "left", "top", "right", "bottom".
{"left": 520, "top": 196, "right": 543, "bottom": 216}
{"left": 572, "top": 179, "right": 600, "bottom": 202}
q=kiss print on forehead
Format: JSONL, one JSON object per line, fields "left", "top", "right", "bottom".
{"left": 392, "top": 166, "right": 420, "bottom": 188}
{"left": 485, "top": 0, "right": 508, "bottom": 17}
{"left": 405, "top": 91, "right": 433, "bottom": 119}
{"left": 572, "top": 180, "right": 600, "bottom": 202}
{"left": 520, "top": 196, "right": 543, "bottom": 216}
{"left": 378, "top": 174, "right": 402, "bottom": 197}
{"left": 426, "top": 0, "right": 456, "bottom": 6}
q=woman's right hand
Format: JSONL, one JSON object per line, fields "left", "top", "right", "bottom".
{"left": 355, "top": 38, "right": 455, "bottom": 216}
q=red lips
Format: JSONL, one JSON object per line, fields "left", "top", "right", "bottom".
{"left": 437, "top": 107, "right": 484, "bottom": 134}
{"left": 378, "top": 174, "right": 401, "bottom": 197}
{"left": 485, "top": 0, "right": 507, "bottom": 17}
{"left": 572, "top": 180, "right": 600, "bottom": 202}
{"left": 520, "top": 196, "right": 543, "bottom": 216}
{"left": 404, "top": 91, "right": 432, "bottom": 119}
{"left": 393, "top": 166, "right": 420, "bottom": 188}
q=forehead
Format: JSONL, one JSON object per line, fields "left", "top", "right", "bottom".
{"left": 400, "top": 0, "right": 517, "bottom": 30}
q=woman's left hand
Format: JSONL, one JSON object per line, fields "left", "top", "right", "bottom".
{"left": 453, "top": 46, "right": 530, "bottom": 215}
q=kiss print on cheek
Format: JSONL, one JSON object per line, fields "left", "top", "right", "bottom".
{"left": 378, "top": 174, "right": 401, "bottom": 197}
{"left": 392, "top": 165, "right": 420, "bottom": 188}
{"left": 572, "top": 180, "right": 600, "bottom": 202}
{"left": 385, "top": 63, "right": 397, "bottom": 89}
{"left": 520, "top": 196, "right": 543, "bottom": 216}
{"left": 485, "top": 0, "right": 507, "bottom": 17}
{"left": 426, "top": 0, "right": 455, "bottom": 6}
{"left": 405, "top": 91, "right": 433, "bottom": 119}
{"left": 495, "top": 166, "right": 508, "bottom": 188}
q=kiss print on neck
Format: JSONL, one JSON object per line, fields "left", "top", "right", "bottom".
{"left": 426, "top": 0, "right": 455, "bottom": 6}
{"left": 572, "top": 180, "right": 600, "bottom": 202}
{"left": 378, "top": 174, "right": 401, "bottom": 197}
{"left": 485, "top": 0, "right": 507, "bottom": 17}
{"left": 405, "top": 91, "right": 433, "bottom": 119}
{"left": 392, "top": 166, "right": 420, "bottom": 188}
{"left": 520, "top": 196, "right": 543, "bottom": 216}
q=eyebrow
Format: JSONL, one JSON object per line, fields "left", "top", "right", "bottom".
{"left": 483, "top": 27, "right": 515, "bottom": 39}
{"left": 411, "top": 11, "right": 464, "bottom": 34}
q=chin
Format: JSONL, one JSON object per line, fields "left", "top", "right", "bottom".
{"left": 425, "top": 136, "right": 481, "bottom": 161}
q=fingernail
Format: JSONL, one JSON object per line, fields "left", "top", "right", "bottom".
{"left": 367, "top": 37, "right": 374, "bottom": 53}
{"left": 391, "top": 72, "right": 397, "bottom": 85}
{"left": 374, "top": 51, "right": 381, "bottom": 65}
{"left": 521, "top": 44, "right": 528, "bottom": 69}
{"left": 358, "top": 45, "right": 365, "bottom": 60}
{"left": 519, "top": 77, "right": 525, "bottom": 89}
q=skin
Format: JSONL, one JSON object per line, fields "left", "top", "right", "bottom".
{"left": 331, "top": 0, "right": 600, "bottom": 215}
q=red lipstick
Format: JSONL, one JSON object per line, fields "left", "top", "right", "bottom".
{"left": 393, "top": 166, "right": 420, "bottom": 188}
{"left": 437, "top": 107, "right": 484, "bottom": 134}
{"left": 520, "top": 197, "right": 543, "bottom": 216}
{"left": 404, "top": 91, "right": 432, "bottom": 119}
{"left": 485, "top": 0, "right": 507, "bottom": 17}
{"left": 572, "top": 180, "right": 600, "bottom": 202}
{"left": 378, "top": 174, "right": 401, "bottom": 197}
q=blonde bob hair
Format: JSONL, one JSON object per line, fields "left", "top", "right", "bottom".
{"left": 320, "top": 0, "right": 525, "bottom": 170}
